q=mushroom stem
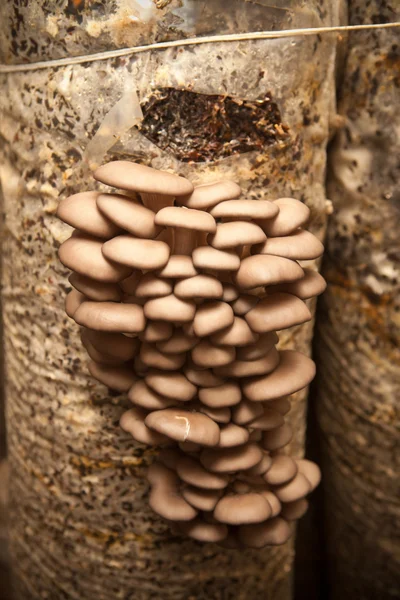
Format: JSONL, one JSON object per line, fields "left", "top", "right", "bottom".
{"left": 141, "top": 193, "right": 174, "bottom": 212}
{"left": 174, "top": 227, "right": 198, "bottom": 255}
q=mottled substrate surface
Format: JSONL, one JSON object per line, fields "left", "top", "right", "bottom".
{"left": 0, "top": 2, "right": 337, "bottom": 597}
{"left": 316, "top": 1, "right": 400, "bottom": 598}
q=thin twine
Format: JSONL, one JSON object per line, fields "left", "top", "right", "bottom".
{"left": 0, "top": 22, "right": 399, "bottom": 74}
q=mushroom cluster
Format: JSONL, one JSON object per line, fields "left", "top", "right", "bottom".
{"left": 58, "top": 160, "right": 326, "bottom": 548}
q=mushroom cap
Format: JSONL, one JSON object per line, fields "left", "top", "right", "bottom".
{"left": 102, "top": 235, "right": 170, "bottom": 270}
{"left": 280, "top": 498, "right": 309, "bottom": 521}
{"left": 245, "top": 293, "right": 311, "bottom": 333}
{"left": 192, "top": 246, "right": 241, "bottom": 271}
{"left": 231, "top": 294, "right": 259, "bottom": 316}
{"left": 193, "top": 301, "right": 234, "bottom": 337}
{"left": 235, "top": 255, "right": 304, "bottom": 290}
{"left": 177, "top": 518, "right": 228, "bottom": 543}
{"left": 135, "top": 273, "right": 173, "bottom": 298}
{"left": 157, "top": 328, "right": 198, "bottom": 354}
{"left": 182, "top": 487, "right": 223, "bottom": 511}
{"left": 222, "top": 283, "right": 239, "bottom": 302}
{"left": 231, "top": 399, "right": 264, "bottom": 426}
{"left": 198, "top": 405, "right": 231, "bottom": 424}
{"left": 254, "top": 228, "right": 324, "bottom": 260}
{"left": 236, "top": 331, "right": 278, "bottom": 362}
{"left": 178, "top": 441, "right": 202, "bottom": 453}
{"left": 84, "top": 330, "right": 139, "bottom": 361}
{"left": 140, "top": 342, "right": 186, "bottom": 371}
{"left": 74, "top": 301, "right": 146, "bottom": 333}
{"left": 215, "top": 347, "right": 280, "bottom": 378}
{"left": 248, "top": 407, "right": 285, "bottom": 431}
{"left": 266, "top": 268, "right": 326, "bottom": 300}
{"left": 214, "top": 493, "right": 271, "bottom": 525}
{"left": 261, "top": 423, "right": 293, "bottom": 451}
{"left": 57, "top": 191, "right": 120, "bottom": 238}
{"left": 242, "top": 350, "right": 316, "bottom": 402}
{"left": 119, "top": 270, "right": 142, "bottom": 295}
{"left": 209, "top": 222, "right": 266, "bottom": 249}
{"left": 184, "top": 364, "right": 226, "bottom": 388}
{"left": 258, "top": 198, "right": 310, "bottom": 237}
{"left": 245, "top": 452, "right": 273, "bottom": 476}
{"left": 69, "top": 273, "right": 121, "bottom": 302}
{"left": 128, "top": 380, "right": 176, "bottom": 410}
{"left": 200, "top": 443, "right": 263, "bottom": 473}
{"left": 174, "top": 274, "right": 223, "bottom": 300}
{"left": 157, "top": 255, "right": 198, "bottom": 279}
{"left": 94, "top": 161, "right": 193, "bottom": 196}
{"left": 88, "top": 361, "right": 137, "bottom": 392}
{"left": 267, "top": 397, "right": 292, "bottom": 415}
{"left": 155, "top": 206, "right": 216, "bottom": 233}
{"left": 81, "top": 332, "right": 123, "bottom": 365}
{"left": 142, "top": 320, "right": 173, "bottom": 342}
{"left": 199, "top": 382, "right": 241, "bottom": 408}
{"left": 179, "top": 181, "right": 241, "bottom": 210}
{"left": 191, "top": 340, "right": 235, "bottom": 368}
{"left": 210, "top": 317, "right": 258, "bottom": 347}
{"left": 120, "top": 408, "right": 169, "bottom": 445}
{"left": 274, "top": 472, "right": 311, "bottom": 503}
{"left": 96, "top": 193, "right": 160, "bottom": 239}
{"left": 296, "top": 459, "right": 321, "bottom": 490}
{"left": 210, "top": 199, "right": 279, "bottom": 220}
{"left": 146, "top": 371, "right": 197, "bottom": 401}
{"left": 176, "top": 455, "right": 229, "bottom": 489}
{"left": 147, "top": 463, "right": 198, "bottom": 521}
{"left": 145, "top": 408, "right": 220, "bottom": 447}
{"left": 238, "top": 517, "right": 291, "bottom": 548}
{"left": 144, "top": 294, "right": 196, "bottom": 323}
{"left": 260, "top": 491, "right": 281, "bottom": 517}
{"left": 264, "top": 455, "right": 298, "bottom": 485}
{"left": 65, "top": 289, "right": 86, "bottom": 318}
{"left": 59, "top": 233, "right": 131, "bottom": 282}
{"left": 218, "top": 423, "right": 249, "bottom": 448}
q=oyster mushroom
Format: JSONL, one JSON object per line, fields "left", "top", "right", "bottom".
{"left": 264, "top": 455, "right": 298, "bottom": 486}
{"left": 214, "top": 347, "right": 280, "bottom": 378}
{"left": 178, "top": 181, "right": 241, "bottom": 210}
{"left": 235, "top": 254, "right": 304, "bottom": 290}
{"left": 176, "top": 455, "right": 229, "bottom": 490}
{"left": 218, "top": 423, "right": 249, "bottom": 448}
{"left": 147, "top": 462, "right": 197, "bottom": 522}
{"left": 128, "top": 380, "right": 176, "bottom": 411}
{"left": 265, "top": 268, "right": 326, "bottom": 300}
{"left": 238, "top": 517, "right": 291, "bottom": 548}
{"left": 102, "top": 235, "right": 170, "bottom": 270}
{"left": 261, "top": 423, "right": 293, "bottom": 451}
{"left": 145, "top": 371, "right": 197, "bottom": 402}
{"left": 253, "top": 228, "right": 324, "bottom": 260}
{"left": 192, "top": 246, "right": 241, "bottom": 272}
{"left": 210, "top": 317, "right": 258, "bottom": 347}
{"left": 135, "top": 274, "right": 173, "bottom": 299}
{"left": 69, "top": 273, "right": 121, "bottom": 302}
{"left": 57, "top": 191, "right": 120, "bottom": 238}
{"left": 200, "top": 443, "right": 263, "bottom": 474}
{"left": 144, "top": 294, "right": 196, "bottom": 323}
{"left": 182, "top": 487, "right": 223, "bottom": 512}
{"left": 199, "top": 382, "right": 241, "bottom": 408}
{"left": 193, "top": 301, "right": 234, "bottom": 337}
{"left": 73, "top": 301, "right": 146, "bottom": 333}
{"left": 174, "top": 274, "right": 223, "bottom": 302}
{"left": 236, "top": 331, "right": 278, "bottom": 361}
{"left": 257, "top": 197, "right": 310, "bottom": 237}
{"left": 120, "top": 407, "right": 170, "bottom": 445}
{"left": 208, "top": 221, "right": 266, "bottom": 252}
{"left": 245, "top": 293, "right": 311, "bottom": 333}
{"left": 191, "top": 340, "right": 235, "bottom": 369}
{"left": 214, "top": 493, "right": 271, "bottom": 525}
{"left": 96, "top": 193, "right": 161, "bottom": 239}
{"left": 88, "top": 361, "right": 137, "bottom": 392}
{"left": 210, "top": 198, "right": 279, "bottom": 220}
{"left": 145, "top": 408, "right": 220, "bottom": 447}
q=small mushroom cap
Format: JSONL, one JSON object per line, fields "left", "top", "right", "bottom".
{"left": 214, "top": 493, "right": 271, "bottom": 525}
{"left": 84, "top": 330, "right": 139, "bottom": 361}
{"left": 258, "top": 198, "right": 310, "bottom": 237}
{"left": 248, "top": 407, "right": 285, "bottom": 431}
{"left": 155, "top": 206, "right": 216, "bottom": 233}
{"left": 145, "top": 408, "right": 220, "bottom": 447}
{"left": 254, "top": 229, "right": 324, "bottom": 260}
{"left": 210, "top": 199, "right": 279, "bottom": 220}
{"left": 260, "top": 491, "right": 281, "bottom": 517}
{"left": 65, "top": 289, "right": 86, "bottom": 318}
{"left": 128, "top": 380, "right": 175, "bottom": 410}
{"left": 157, "top": 255, "right": 198, "bottom": 279}
{"left": 242, "top": 350, "right": 316, "bottom": 402}
{"left": 267, "top": 397, "right": 292, "bottom": 415}
{"left": 245, "top": 452, "right": 273, "bottom": 476}
{"left": 238, "top": 517, "right": 291, "bottom": 548}
{"left": 94, "top": 161, "right": 193, "bottom": 196}
{"left": 200, "top": 443, "right": 263, "bottom": 473}
{"left": 59, "top": 233, "right": 131, "bottom": 282}
{"left": 147, "top": 463, "right": 198, "bottom": 521}
{"left": 280, "top": 498, "right": 309, "bottom": 521}
{"left": 144, "top": 294, "right": 196, "bottom": 323}
{"left": 245, "top": 293, "right": 311, "bottom": 333}
{"left": 176, "top": 456, "right": 229, "bottom": 490}
{"left": 88, "top": 361, "right": 137, "bottom": 392}
{"left": 218, "top": 423, "right": 249, "bottom": 448}
{"left": 177, "top": 518, "right": 228, "bottom": 543}
{"left": 142, "top": 320, "right": 173, "bottom": 342}
{"left": 140, "top": 342, "right": 186, "bottom": 371}
{"left": 191, "top": 340, "right": 235, "bottom": 368}
{"left": 274, "top": 472, "right": 311, "bottom": 503}
{"left": 96, "top": 193, "right": 160, "bottom": 239}
{"left": 192, "top": 246, "right": 241, "bottom": 271}
{"left": 102, "top": 235, "right": 170, "bottom": 270}
{"left": 210, "top": 317, "right": 258, "bottom": 347}
{"left": 264, "top": 455, "right": 298, "bottom": 485}
{"left": 81, "top": 332, "right": 123, "bottom": 365}
{"left": 215, "top": 347, "right": 280, "bottom": 378}
{"left": 266, "top": 268, "right": 326, "bottom": 300}
{"left": 69, "top": 273, "right": 121, "bottom": 302}
{"left": 157, "top": 329, "right": 198, "bottom": 354}
{"left": 179, "top": 181, "right": 241, "bottom": 210}
{"left": 237, "top": 331, "right": 278, "bottom": 362}
{"left": 199, "top": 405, "right": 231, "bottom": 424}
{"left": 146, "top": 371, "right": 197, "bottom": 401}
{"left": 174, "top": 275, "right": 223, "bottom": 300}
{"left": 120, "top": 408, "right": 169, "bottom": 445}
{"left": 74, "top": 301, "right": 146, "bottom": 333}
{"left": 231, "top": 294, "right": 259, "bottom": 316}
{"left": 193, "top": 301, "right": 234, "bottom": 337}
{"left": 209, "top": 222, "right": 266, "bottom": 249}
{"left": 222, "top": 283, "right": 239, "bottom": 302}
{"left": 135, "top": 274, "right": 173, "bottom": 298}
{"left": 261, "top": 423, "right": 293, "bottom": 451}
{"left": 119, "top": 270, "right": 141, "bottom": 295}
{"left": 57, "top": 191, "right": 120, "bottom": 238}
{"left": 182, "top": 487, "right": 223, "bottom": 511}
{"left": 296, "top": 459, "right": 321, "bottom": 490}
{"left": 235, "top": 255, "right": 304, "bottom": 290}
{"left": 199, "top": 382, "right": 241, "bottom": 408}
{"left": 184, "top": 364, "right": 226, "bottom": 388}
{"left": 231, "top": 399, "right": 264, "bottom": 426}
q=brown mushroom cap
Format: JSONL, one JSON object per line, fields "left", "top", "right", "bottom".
{"left": 218, "top": 423, "right": 249, "bottom": 448}
{"left": 214, "top": 493, "right": 271, "bottom": 525}
{"left": 222, "top": 283, "right": 239, "bottom": 302}
{"left": 231, "top": 294, "right": 259, "bottom": 316}
{"left": 209, "top": 221, "right": 266, "bottom": 249}
{"left": 242, "top": 350, "right": 316, "bottom": 402}
{"left": 119, "top": 270, "right": 141, "bottom": 295}
{"left": 144, "top": 294, "right": 196, "bottom": 323}
{"left": 193, "top": 301, "right": 234, "bottom": 337}
{"left": 210, "top": 199, "right": 279, "bottom": 220}
{"left": 157, "top": 255, "right": 198, "bottom": 279}
{"left": 81, "top": 331, "right": 123, "bottom": 365}
{"left": 177, "top": 518, "right": 228, "bottom": 543}
{"left": 142, "top": 320, "right": 173, "bottom": 343}
{"left": 128, "top": 380, "right": 176, "bottom": 410}
{"left": 174, "top": 274, "right": 223, "bottom": 300}
{"left": 88, "top": 361, "right": 137, "bottom": 392}
{"left": 155, "top": 206, "right": 216, "bottom": 232}
{"left": 231, "top": 399, "right": 264, "bottom": 426}
{"left": 261, "top": 423, "right": 293, "bottom": 451}
{"left": 140, "top": 342, "right": 186, "bottom": 371}
{"left": 156, "top": 328, "right": 198, "bottom": 354}
{"left": 238, "top": 517, "right": 291, "bottom": 548}
{"left": 65, "top": 289, "right": 86, "bottom": 318}
{"left": 182, "top": 487, "right": 223, "bottom": 512}
{"left": 59, "top": 233, "right": 131, "bottom": 282}
{"left": 191, "top": 340, "right": 235, "bottom": 368}
{"left": 267, "top": 397, "right": 292, "bottom": 415}
{"left": 215, "top": 347, "right": 280, "bottom": 378}
{"left": 235, "top": 255, "right": 304, "bottom": 290}
{"left": 248, "top": 407, "right": 285, "bottom": 431}
{"left": 192, "top": 246, "right": 241, "bottom": 271}
{"left": 198, "top": 405, "right": 231, "bottom": 424}
{"left": 245, "top": 293, "right": 311, "bottom": 333}
{"left": 176, "top": 455, "right": 229, "bottom": 489}
{"left": 184, "top": 364, "right": 226, "bottom": 388}
{"left": 260, "top": 491, "right": 281, "bottom": 517}
{"left": 146, "top": 371, "right": 197, "bottom": 402}
{"left": 264, "top": 455, "right": 298, "bottom": 485}
{"left": 69, "top": 273, "right": 121, "bottom": 302}
{"left": 120, "top": 407, "right": 170, "bottom": 445}
{"left": 210, "top": 317, "right": 258, "bottom": 347}
{"left": 274, "top": 472, "right": 311, "bottom": 503}
{"left": 145, "top": 408, "right": 220, "bottom": 447}
{"left": 96, "top": 193, "right": 160, "bottom": 239}
{"left": 237, "top": 331, "right": 278, "bottom": 362}
{"left": 266, "top": 268, "right": 326, "bottom": 300}
{"left": 57, "top": 191, "right": 120, "bottom": 238}
{"left": 84, "top": 330, "right": 139, "bottom": 361}
{"left": 280, "top": 498, "right": 309, "bottom": 521}
{"left": 74, "top": 301, "right": 146, "bottom": 333}
{"left": 135, "top": 274, "right": 173, "bottom": 299}
{"left": 179, "top": 181, "right": 241, "bottom": 210}
{"left": 254, "top": 228, "right": 324, "bottom": 260}
{"left": 147, "top": 462, "right": 198, "bottom": 521}
{"left": 94, "top": 161, "right": 193, "bottom": 196}
{"left": 296, "top": 459, "right": 321, "bottom": 490}
{"left": 200, "top": 443, "right": 263, "bottom": 473}
{"left": 102, "top": 235, "right": 170, "bottom": 270}
{"left": 245, "top": 452, "right": 273, "bottom": 476}
{"left": 199, "top": 382, "right": 241, "bottom": 408}
{"left": 258, "top": 198, "right": 310, "bottom": 237}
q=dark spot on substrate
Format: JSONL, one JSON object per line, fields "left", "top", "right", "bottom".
{"left": 138, "top": 88, "right": 289, "bottom": 163}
